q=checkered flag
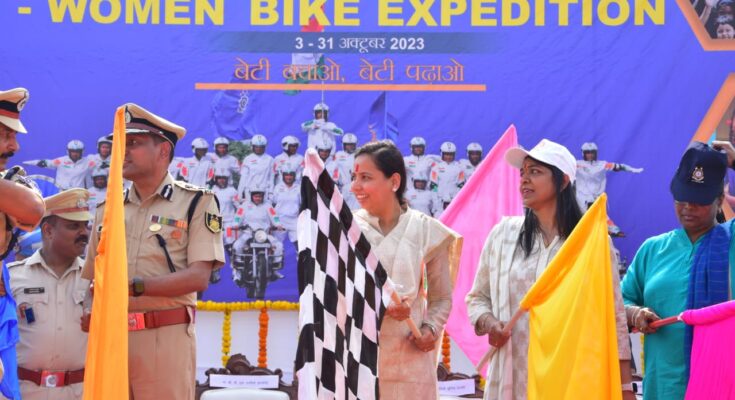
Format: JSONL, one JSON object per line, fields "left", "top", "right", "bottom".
{"left": 295, "top": 149, "right": 395, "bottom": 400}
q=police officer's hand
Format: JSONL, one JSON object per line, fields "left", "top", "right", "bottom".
{"left": 386, "top": 296, "right": 411, "bottom": 321}
{"left": 80, "top": 313, "right": 91, "bottom": 333}
{"left": 36, "top": 160, "right": 47, "bottom": 168}
{"left": 713, "top": 141, "right": 735, "bottom": 168}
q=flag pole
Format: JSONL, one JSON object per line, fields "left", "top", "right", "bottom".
{"left": 474, "top": 308, "right": 525, "bottom": 373}
{"left": 631, "top": 314, "right": 681, "bottom": 333}
{"left": 389, "top": 291, "right": 422, "bottom": 339}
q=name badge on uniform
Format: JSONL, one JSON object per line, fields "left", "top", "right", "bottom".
{"left": 23, "top": 287, "right": 45, "bottom": 294}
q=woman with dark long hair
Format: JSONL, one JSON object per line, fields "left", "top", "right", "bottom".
{"left": 466, "top": 139, "right": 633, "bottom": 400}
{"left": 350, "top": 140, "right": 461, "bottom": 399}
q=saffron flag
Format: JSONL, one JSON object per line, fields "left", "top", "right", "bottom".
{"left": 295, "top": 149, "right": 395, "bottom": 400}
{"left": 82, "top": 107, "right": 129, "bottom": 399}
{"left": 368, "top": 92, "right": 399, "bottom": 141}
{"left": 682, "top": 300, "right": 735, "bottom": 399}
{"left": 440, "top": 125, "right": 522, "bottom": 373}
{"left": 520, "top": 194, "right": 621, "bottom": 400}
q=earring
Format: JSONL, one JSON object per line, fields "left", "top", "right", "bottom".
{"left": 392, "top": 187, "right": 398, "bottom": 192}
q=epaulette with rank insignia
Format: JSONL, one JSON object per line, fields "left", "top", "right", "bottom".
{"left": 6, "top": 260, "right": 25, "bottom": 269}
{"left": 173, "top": 180, "right": 213, "bottom": 195}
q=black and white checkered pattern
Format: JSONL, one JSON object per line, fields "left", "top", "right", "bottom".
{"left": 295, "top": 149, "right": 395, "bottom": 400}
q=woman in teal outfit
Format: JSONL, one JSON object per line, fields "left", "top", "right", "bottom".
{"left": 621, "top": 142, "right": 735, "bottom": 399}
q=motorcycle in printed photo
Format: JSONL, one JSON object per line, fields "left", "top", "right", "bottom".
{"left": 231, "top": 225, "right": 284, "bottom": 299}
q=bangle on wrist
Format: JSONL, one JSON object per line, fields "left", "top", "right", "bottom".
{"left": 621, "top": 382, "right": 634, "bottom": 392}
{"left": 421, "top": 322, "right": 438, "bottom": 339}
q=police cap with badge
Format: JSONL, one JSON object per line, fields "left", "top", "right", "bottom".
{"left": 43, "top": 188, "right": 93, "bottom": 223}
{"left": 0, "top": 88, "right": 29, "bottom": 134}
{"left": 670, "top": 141, "right": 727, "bottom": 205}
{"left": 111, "top": 103, "right": 186, "bottom": 148}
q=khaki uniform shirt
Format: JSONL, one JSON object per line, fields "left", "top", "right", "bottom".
{"left": 0, "top": 168, "right": 42, "bottom": 257}
{"left": 7, "top": 250, "right": 88, "bottom": 400}
{"left": 82, "top": 173, "right": 225, "bottom": 311}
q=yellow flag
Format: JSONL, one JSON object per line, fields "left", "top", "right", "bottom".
{"left": 519, "top": 194, "right": 621, "bottom": 400}
{"left": 83, "top": 107, "right": 129, "bottom": 399}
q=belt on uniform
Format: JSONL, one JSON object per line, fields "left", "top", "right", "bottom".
{"left": 128, "top": 306, "right": 193, "bottom": 331}
{"left": 18, "top": 367, "right": 84, "bottom": 387}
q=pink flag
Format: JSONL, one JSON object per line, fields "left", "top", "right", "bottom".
{"left": 682, "top": 300, "right": 735, "bottom": 399}
{"left": 440, "top": 125, "right": 523, "bottom": 372}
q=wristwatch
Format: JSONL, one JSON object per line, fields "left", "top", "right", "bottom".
{"left": 131, "top": 277, "right": 145, "bottom": 297}
{"left": 621, "top": 382, "right": 634, "bottom": 393}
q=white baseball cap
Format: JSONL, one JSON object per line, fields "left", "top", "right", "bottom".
{"left": 505, "top": 139, "right": 577, "bottom": 183}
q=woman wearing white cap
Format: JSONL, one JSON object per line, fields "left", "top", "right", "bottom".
{"left": 465, "top": 139, "right": 634, "bottom": 400}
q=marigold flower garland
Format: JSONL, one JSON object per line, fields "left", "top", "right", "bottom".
{"left": 258, "top": 307, "right": 269, "bottom": 368}
{"left": 442, "top": 331, "right": 451, "bottom": 370}
{"left": 197, "top": 300, "right": 300, "bottom": 367}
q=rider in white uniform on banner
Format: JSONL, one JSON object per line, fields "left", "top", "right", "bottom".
{"left": 405, "top": 171, "right": 442, "bottom": 217}
{"left": 26, "top": 140, "right": 90, "bottom": 190}
{"left": 576, "top": 142, "right": 643, "bottom": 236}
{"left": 87, "top": 167, "right": 108, "bottom": 211}
{"left": 273, "top": 135, "right": 304, "bottom": 185}
{"left": 430, "top": 141, "right": 466, "bottom": 216}
{"left": 301, "top": 102, "right": 344, "bottom": 153}
{"left": 459, "top": 142, "right": 483, "bottom": 182}
{"left": 84, "top": 136, "right": 112, "bottom": 188}
{"left": 334, "top": 133, "right": 360, "bottom": 210}
{"left": 211, "top": 168, "right": 241, "bottom": 250}
{"left": 179, "top": 137, "right": 214, "bottom": 188}
{"left": 271, "top": 168, "right": 301, "bottom": 246}
{"left": 232, "top": 184, "right": 284, "bottom": 277}
{"left": 209, "top": 137, "right": 240, "bottom": 183}
{"left": 316, "top": 139, "right": 349, "bottom": 194}
{"left": 403, "top": 136, "right": 437, "bottom": 186}
{"left": 237, "top": 134, "right": 274, "bottom": 199}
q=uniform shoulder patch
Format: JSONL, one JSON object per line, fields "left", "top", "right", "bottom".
{"left": 205, "top": 212, "right": 223, "bottom": 233}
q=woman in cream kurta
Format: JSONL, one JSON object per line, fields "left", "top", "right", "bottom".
{"left": 349, "top": 141, "right": 461, "bottom": 400}
{"left": 353, "top": 208, "right": 458, "bottom": 398}
{"left": 465, "top": 139, "right": 633, "bottom": 400}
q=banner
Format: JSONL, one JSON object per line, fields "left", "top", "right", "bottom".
{"left": 2, "top": 0, "right": 734, "bottom": 301}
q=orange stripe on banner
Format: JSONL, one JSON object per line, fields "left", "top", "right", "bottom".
{"left": 690, "top": 74, "right": 735, "bottom": 220}
{"left": 195, "top": 83, "right": 487, "bottom": 92}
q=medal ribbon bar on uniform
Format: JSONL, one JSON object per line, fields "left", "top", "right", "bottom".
{"left": 150, "top": 215, "right": 188, "bottom": 229}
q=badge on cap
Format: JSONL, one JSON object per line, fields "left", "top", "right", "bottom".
{"left": 691, "top": 166, "right": 704, "bottom": 184}
{"left": 205, "top": 212, "right": 222, "bottom": 233}
{"left": 149, "top": 223, "right": 162, "bottom": 232}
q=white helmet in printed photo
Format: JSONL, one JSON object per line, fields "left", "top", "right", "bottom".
{"left": 410, "top": 137, "right": 426, "bottom": 147}
{"left": 315, "top": 138, "right": 333, "bottom": 151}
{"left": 214, "top": 168, "right": 231, "bottom": 179}
{"left": 191, "top": 138, "right": 209, "bottom": 151}
{"left": 581, "top": 142, "right": 598, "bottom": 152}
{"left": 67, "top": 140, "right": 84, "bottom": 151}
{"left": 467, "top": 142, "right": 483, "bottom": 153}
{"left": 97, "top": 136, "right": 112, "bottom": 146}
{"left": 214, "top": 137, "right": 230, "bottom": 146}
{"left": 281, "top": 135, "right": 300, "bottom": 150}
{"left": 413, "top": 171, "right": 429, "bottom": 182}
{"left": 251, "top": 134, "right": 268, "bottom": 147}
{"left": 250, "top": 183, "right": 266, "bottom": 196}
{"left": 91, "top": 167, "right": 108, "bottom": 178}
{"left": 342, "top": 133, "right": 358, "bottom": 145}
{"left": 440, "top": 141, "right": 457, "bottom": 154}
{"left": 313, "top": 102, "right": 329, "bottom": 112}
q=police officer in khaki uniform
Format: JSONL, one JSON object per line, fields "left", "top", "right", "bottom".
{"left": 0, "top": 87, "right": 45, "bottom": 382}
{"left": 0, "top": 88, "right": 45, "bottom": 260}
{"left": 8, "top": 188, "right": 91, "bottom": 399}
{"left": 82, "top": 103, "right": 225, "bottom": 400}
